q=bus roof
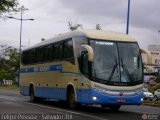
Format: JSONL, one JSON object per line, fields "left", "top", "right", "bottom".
{"left": 23, "top": 29, "right": 136, "bottom": 51}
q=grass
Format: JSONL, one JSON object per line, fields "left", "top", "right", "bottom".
{"left": 143, "top": 99, "right": 160, "bottom": 107}
{"left": 0, "top": 84, "right": 19, "bottom": 90}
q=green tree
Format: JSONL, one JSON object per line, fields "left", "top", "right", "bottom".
{"left": 0, "top": 0, "right": 20, "bottom": 18}
{"left": 155, "top": 73, "right": 160, "bottom": 83}
{"left": 0, "top": 45, "right": 19, "bottom": 81}
{"left": 6, "top": 47, "right": 19, "bottom": 72}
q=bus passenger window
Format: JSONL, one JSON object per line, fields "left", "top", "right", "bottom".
{"left": 35, "top": 48, "right": 43, "bottom": 63}
{"left": 62, "top": 40, "right": 74, "bottom": 64}
{"left": 43, "top": 45, "right": 52, "bottom": 62}
{"left": 25, "top": 51, "right": 29, "bottom": 64}
{"left": 46, "top": 45, "right": 52, "bottom": 61}
{"left": 29, "top": 50, "right": 35, "bottom": 64}
{"left": 52, "top": 43, "right": 62, "bottom": 60}
{"left": 22, "top": 51, "right": 28, "bottom": 64}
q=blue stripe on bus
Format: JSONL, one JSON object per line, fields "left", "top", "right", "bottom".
{"left": 19, "top": 64, "right": 81, "bottom": 75}
{"left": 20, "top": 64, "right": 62, "bottom": 73}
{"left": 28, "top": 67, "right": 34, "bottom": 72}
{"left": 50, "top": 64, "right": 62, "bottom": 71}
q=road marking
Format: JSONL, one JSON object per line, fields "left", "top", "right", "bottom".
{"left": 0, "top": 95, "right": 107, "bottom": 120}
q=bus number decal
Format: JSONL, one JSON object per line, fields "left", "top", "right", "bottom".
{"left": 20, "top": 64, "right": 62, "bottom": 73}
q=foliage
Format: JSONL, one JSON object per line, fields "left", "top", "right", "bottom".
{"left": 6, "top": 47, "right": 20, "bottom": 72}
{"left": 150, "top": 83, "right": 160, "bottom": 93}
{"left": 0, "top": 0, "right": 19, "bottom": 17}
{"left": 0, "top": 45, "right": 19, "bottom": 81}
{"left": 155, "top": 73, "right": 160, "bottom": 83}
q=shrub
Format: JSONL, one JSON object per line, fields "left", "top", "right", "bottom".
{"left": 150, "top": 83, "right": 160, "bottom": 93}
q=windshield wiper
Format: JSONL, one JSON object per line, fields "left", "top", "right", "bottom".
{"left": 108, "top": 58, "right": 118, "bottom": 82}
{"left": 121, "top": 58, "right": 133, "bottom": 83}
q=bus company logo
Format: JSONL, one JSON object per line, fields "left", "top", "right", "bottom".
{"left": 142, "top": 113, "right": 148, "bottom": 120}
{"left": 119, "top": 91, "right": 123, "bottom": 96}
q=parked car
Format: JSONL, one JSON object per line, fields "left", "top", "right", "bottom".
{"left": 143, "top": 90, "right": 154, "bottom": 100}
{"left": 154, "top": 89, "right": 160, "bottom": 101}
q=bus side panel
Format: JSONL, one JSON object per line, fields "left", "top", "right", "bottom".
{"left": 76, "top": 88, "right": 90, "bottom": 104}
{"left": 34, "top": 87, "right": 67, "bottom": 100}
{"left": 34, "top": 87, "right": 43, "bottom": 98}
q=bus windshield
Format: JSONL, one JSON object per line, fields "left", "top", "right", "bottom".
{"left": 90, "top": 39, "right": 143, "bottom": 86}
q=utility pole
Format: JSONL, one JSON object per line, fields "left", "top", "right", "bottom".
{"left": 126, "top": 0, "right": 130, "bottom": 34}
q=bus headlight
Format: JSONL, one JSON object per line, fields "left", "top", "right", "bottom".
{"left": 92, "top": 96, "right": 97, "bottom": 101}
{"left": 141, "top": 98, "right": 143, "bottom": 102}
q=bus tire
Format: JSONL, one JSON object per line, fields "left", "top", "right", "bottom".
{"left": 30, "top": 86, "right": 40, "bottom": 103}
{"left": 30, "top": 86, "right": 35, "bottom": 102}
{"left": 67, "top": 87, "right": 77, "bottom": 109}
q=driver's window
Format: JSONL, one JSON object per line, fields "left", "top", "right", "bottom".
{"left": 82, "top": 53, "right": 89, "bottom": 76}
{"left": 74, "top": 37, "right": 88, "bottom": 73}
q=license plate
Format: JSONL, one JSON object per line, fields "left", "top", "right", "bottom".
{"left": 116, "top": 98, "right": 125, "bottom": 102}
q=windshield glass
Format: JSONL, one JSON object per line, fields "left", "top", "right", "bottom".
{"left": 90, "top": 39, "right": 143, "bottom": 86}
{"left": 118, "top": 42, "right": 143, "bottom": 83}
{"left": 90, "top": 40, "right": 120, "bottom": 84}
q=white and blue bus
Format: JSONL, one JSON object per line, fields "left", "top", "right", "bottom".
{"left": 20, "top": 29, "right": 143, "bottom": 111}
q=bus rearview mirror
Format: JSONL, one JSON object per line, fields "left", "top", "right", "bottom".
{"left": 81, "top": 44, "right": 94, "bottom": 61}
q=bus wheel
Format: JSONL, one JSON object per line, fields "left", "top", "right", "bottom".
{"left": 30, "top": 87, "right": 34, "bottom": 102}
{"left": 109, "top": 105, "right": 121, "bottom": 112}
{"left": 30, "top": 86, "right": 35, "bottom": 102}
{"left": 67, "top": 88, "right": 76, "bottom": 109}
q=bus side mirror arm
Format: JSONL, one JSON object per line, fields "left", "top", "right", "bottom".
{"left": 81, "top": 44, "right": 94, "bottom": 80}
{"left": 81, "top": 44, "right": 94, "bottom": 61}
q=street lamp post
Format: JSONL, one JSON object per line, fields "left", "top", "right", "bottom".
{"left": 126, "top": 0, "right": 130, "bottom": 35}
{"left": 8, "top": 8, "right": 34, "bottom": 53}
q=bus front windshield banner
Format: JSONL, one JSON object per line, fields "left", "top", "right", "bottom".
{"left": 90, "top": 39, "right": 143, "bottom": 86}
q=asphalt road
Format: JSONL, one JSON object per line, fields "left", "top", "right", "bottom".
{"left": 0, "top": 89, "right": 159, "bottom": 120}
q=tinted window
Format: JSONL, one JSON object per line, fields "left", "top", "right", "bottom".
{"left": 74, "top": 37, "right": 88, "bottom": 71}
{"left": 35, "top": 47, "right": 43, "bottom": 63}
{"left": 29, "top": 50, "right": 35, "bottom": 64}
{"left": 62, "top": 40, "right": 74, "bottom": 64}
{"left": 22, "top": 50, "right": 35, "bottom": 64}
{"left": 22, "top": 51, "right": 28, "bottom": 64}
{"left": 43, "top": 45, "right": 52, "bottom": 61}
{"left": 52, "top": 43, "right": 62, "bottom": 60}
{"left": 22, "top": 39, "right": 74, "bottom": 65}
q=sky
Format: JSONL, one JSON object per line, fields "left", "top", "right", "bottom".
{"left": 0, "top": 0, "right": 160, "bottom": 49}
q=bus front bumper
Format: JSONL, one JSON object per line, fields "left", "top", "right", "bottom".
{"left": 77, "top": 88, "right": 143, "bottom": 105}
{"left": 89, "top": 88, "right": 143, "bottom": 105}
